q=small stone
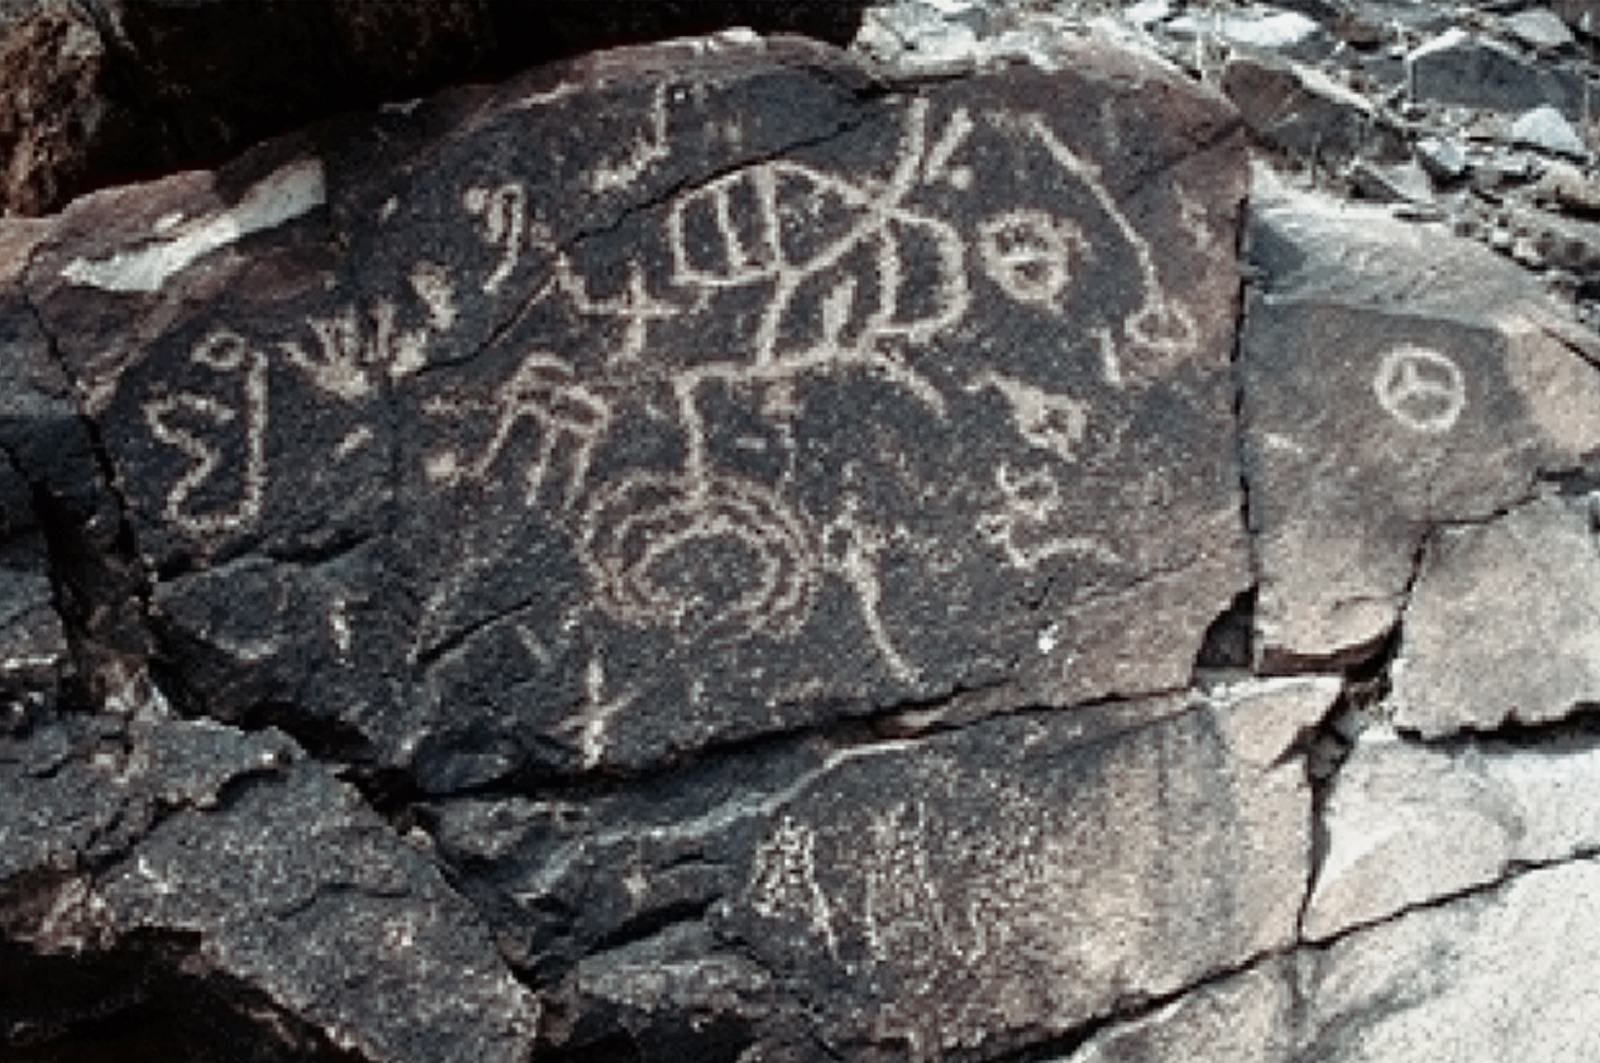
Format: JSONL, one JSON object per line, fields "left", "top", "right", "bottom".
{"left": 1415, "top": 135, "right": 1469, "bottom": 181}
{"left": 1504, "top": 7, "right": 1576, "bottom": 51}
{"left": 1536, "top": 159, "right": 1600, "bottom": 213}
{"left": 1508, "top": 104, "right": 1591, "bottom": 159}
{"left": 1350, "top": 159, "right": 1435, "bottom": 204}
{"left": 1167, "top": 5, "right": 1328, "bottom": 58}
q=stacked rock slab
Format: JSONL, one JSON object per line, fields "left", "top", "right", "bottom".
{"left": 0, "top": 27, "right": 1282, "bottom": 1063}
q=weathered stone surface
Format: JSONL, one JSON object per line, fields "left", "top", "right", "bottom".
{"left": 0, "top": 1, "right": 871, "bottom": 217}
{"left": 23, "top": 33, "right": 1249, "bottom": 784}
{"left": 1406, "top": 28, "right": 1591, "bottom": 118}
{"left": 1241, "top": 173, "right": 1600, "bottom": 664}
{"left": 1504, "top": 7, "right": 1577, "bottom": 53}
{"left": 1222, "top": 53, "right": 1400, "bottom": 162}
{"left": 0, "top": 705, "right": 539, "bottom": 1062}
{"left": 1390, "top": 494, "right": 1600, "bottom": 736}
{"left": 1065, "top": 859, "right": 1600, "bottom": 1062}
{"left": 1508, "top": 103, "right": 1589, "bottom": 160}
{"left": 435, "top": 684, "right": 1313, "bottom": 1060}
{"left": 1305, "top": 719, "right": 1600, "bottom": 939}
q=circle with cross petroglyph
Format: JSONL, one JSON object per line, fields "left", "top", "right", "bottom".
{"left": 1372, "top": 345, "right": 1467, "bottom": 434}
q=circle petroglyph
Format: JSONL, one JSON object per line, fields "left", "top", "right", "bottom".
{"left": 1372, "top": 345, "right": 1467, "bottom": 434}
{"left": 976, "top": 208, "right": 1087, "bottom": 313}
{"left": 576, "top": 472, "right": 818, "bottom": 642}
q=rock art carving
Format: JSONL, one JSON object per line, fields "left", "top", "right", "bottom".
{"left": 142, "top": 329, "right": 270, "bottom": 537}
{"left": 575, "top": 471, "right": 818, "bottom": 643}
{"left": 976, "top": 463, "right": 1121, "bottom": 571}
{"left": 976, "top": 208, "right": 1090, "bottom": 313}
{"left": 424, "top": 351, "right": 613, "bottom": 508}
{"left": 1372, "top": 344, "right": 1467, "bottom": 433}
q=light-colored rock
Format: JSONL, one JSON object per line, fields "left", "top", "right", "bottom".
{"left": 1392, "top": 493, "right": 1600, "bottom": 737}
{"left": 1241, "top": 174, "right": 1600, "bottom": 665}
{"left": 1303, "top": 859, "right": 1600, "bottom": 1062}
{"left": 1504, "top": 7, "right": 1577, "bottom": 52}
{"left": 1062, "top": 859, "right": 1600, "bottom": 1062}
{"left": 1308, "top": 708, "right": 1600, "bottom": 939}
{"left": 1509, "top": 104, "right": 1590, "bottom": 159}
{"left": 1061, "top": 962, "right": 1293, "bottom": 1063}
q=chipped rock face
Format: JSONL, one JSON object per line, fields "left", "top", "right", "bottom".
{"left": 23, "top": 33, "right": 1249, "bottom": 786}
{"left": 438, "top": 685, "right": 1314, "bottom": 1060}
{"left": 1391, "top": 493, "right": 1600, "bottom": 737}
{"left": 1241, "top": 174, "right": 1600, "bottom": 665}
{"left": 1305, "top": 717, "right": 1600, "bottom": 940}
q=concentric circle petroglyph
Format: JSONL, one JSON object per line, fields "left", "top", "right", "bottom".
{"left": 576, "top": 472, "right": 818, "bottom": 642}
{"left": 1373, "top": 345, "right": 1467, "bottom": 434}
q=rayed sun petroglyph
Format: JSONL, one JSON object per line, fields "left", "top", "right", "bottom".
{"left": 110, "top": 91, "right": 1211, "bottom": 686}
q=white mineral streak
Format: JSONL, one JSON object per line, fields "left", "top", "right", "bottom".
{"left": 60, "top": 158, "right": 326, "bottom": 293}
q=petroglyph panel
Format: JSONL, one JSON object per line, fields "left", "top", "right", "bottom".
{"left": 715, "top": 696, "right": 1311, "bottom": 1061}
{"left": 29, "top": 35, "right": 1248, "bottom": 781}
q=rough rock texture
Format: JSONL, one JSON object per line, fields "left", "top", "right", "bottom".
{"left": 21, "top": 32, "right": 1249, "bottom": 787}
{"left": 0, "top": 0, "right": 873, "bottom": 217}
{"left": 442, "top": 682, "right": 1318, "bottom": 1060}
{"left": 7, "top": 2, "right": 1600, "bottom": 1060}
{"left": 1065, "top": 859, "right": 1600, "bottom": 1063}
{"left": 1390, "top": 493, "right": 1600, "bottom": 736}
{"left": 1241, "top": 171, "right": 1600, "bottom": 666}
{"left": 1305, "top": 715, "right": 1600, "bottom": 939}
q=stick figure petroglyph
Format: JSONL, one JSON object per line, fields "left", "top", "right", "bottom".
{"left": 1373, "top": 344, "right": 1467, "bottom": 434}
{"left": 748, "top": 817, "right": 839, "bottom": 958}
{"left": 142, "top": 329, "right": 269, "bottom": 538}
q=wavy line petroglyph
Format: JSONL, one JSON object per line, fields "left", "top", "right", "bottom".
{"left": 821, "top": 498, "right": 920, "bottom": 684}
{"left": 142, "top": 329, "right": 269, "bottom": 537}
{"left": 464, "top": 182, "right": 527, "bottom": 294}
